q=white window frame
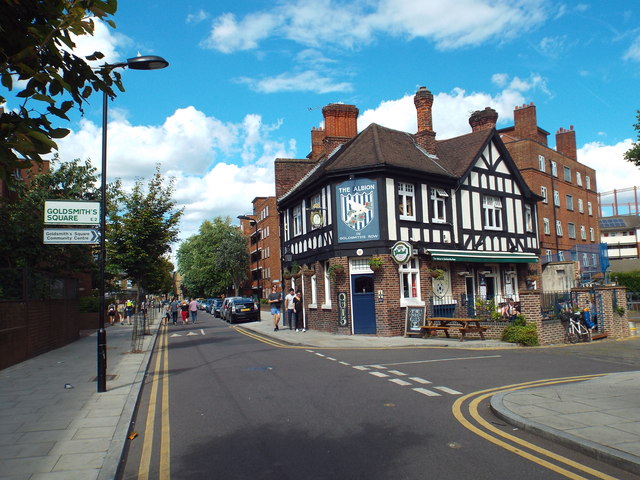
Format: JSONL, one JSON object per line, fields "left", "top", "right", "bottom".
{"left": 538, "top": 155, "right": 546, "bottom": 172}
{"left": 540, "top": 186, "right": 548, "bottom": 203}
{"left": 556, "top": 220, "right": 563, "bottom": 236}
{"left": 558, "top": 251, "right": 565, "bottom": 261}
{"left": 525, "top": 204, "right": 533, "bottom": 232}
{"left": 293, "top": 205, "right": 302, "bottom": 236}
{"left": 322, "top": 261, "right": 331, "bottom": 308}
{"left": 310, "top": 274, "right": 317, "bottom": 307}
{"left": 566, "top": 194, "right": 573, "bottom": 211}
{"left": 568, "top": 222, "right": 576, "bottom": 239}
{"left": 585, "top": 175, "right": 591, "bottom": 190}
{"left": 589, "top": 227, "right": 594, "bottom": 242}
{"left": 399, "top": 258, "right": 422, "bottom": 306}
{"left": 563, "top": 165, "right": 571, "bottom": 182}
{"left": 592, "top": 253, "right": 597, "bottom": 265}
{"left": 580, "top": 225, "right": 586, "bottom": 240}
{"left": 430, "top": 188, "right": 448, "bottom": 223}
{"left": 546, "top": 250, "right": 553, "bottom": 262}
{"left": 483, "top": 196, "right": 503, "bottom": 230}
{"left": 543, "top": 218, "right": 550, "bottom": 235}
{"left": 398, "top": 182, "right": 416, "bottom": 221}
{"left": 553, "top": 190, "right": 560, "bottom": 207}
{"left": 551, "top": 161, "right": 557, "bottom": 177}
{"left": 576, "top": 172, "right": 582, "bottom": 186}
{"left": 578, "top": 198, "right": 583, "bottom": 213}
{"left": 587, "top": 202, "right": 593, "bottom": 216}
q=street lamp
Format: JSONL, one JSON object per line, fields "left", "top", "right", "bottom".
{"left": 97, "top": 55, "right": 169, "bottom": 393}
{"left": 237, "top": 215, "right": 261, "bottom": 301}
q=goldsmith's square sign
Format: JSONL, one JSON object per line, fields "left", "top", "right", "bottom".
{"left": 44, "top": 200, "right": 100, "bottom": 225}
{"left": 336, "top": 178, "right": 380, "bottom": 243}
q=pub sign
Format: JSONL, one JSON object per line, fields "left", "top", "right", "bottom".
{"left": 336, "top": 178, "right": 380, "bottom": 243}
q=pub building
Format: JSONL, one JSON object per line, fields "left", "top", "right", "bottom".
{"left": 275, "top": 86, "right": 541, "bottom": 336}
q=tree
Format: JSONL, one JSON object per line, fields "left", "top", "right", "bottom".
{"left": 0, "top": 156, "right": 100, "bottom": 272}
{"left": 107, "top": 166, "right": 183, "bottom": 300}
{"left": 177, "top": 217, "right": 249, "bottom": 297}
{"left": 624, "top": 110, "right": 640, "bottom": 168}
{"left": 0, "top": 0, "right": 122, "bottom": 183}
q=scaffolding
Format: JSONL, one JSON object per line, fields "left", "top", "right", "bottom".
{"left": 598, "top": 186, "right": 640, "bottom": 217}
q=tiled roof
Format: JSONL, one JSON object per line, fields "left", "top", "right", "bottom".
{"left": 436, "top": 128, "right": 494, "bottom": 177}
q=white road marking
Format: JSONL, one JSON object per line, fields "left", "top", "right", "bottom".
{"left": 200, "top": 329, "right": 205, "bottom": 335}
{"left": 170, "top": 333, "right": 182, "bottom": 337}
{"left": 326, "top": 357, "right": 337, "bottom": 361}
{"left": 315, "top": 353, "right": 326, "bottom": 357}
{"left": 369, "top": 371, "right": 389, "bottom": 378}
{"left": 434, "top": 386, "right": 462, "bottom": 395}
{"left": 339, "top": 361, "right": 350, "bottom": 366}
{"left": 370, "top": 365, "right": 388, "bottom": 369}
{"left": 353, "top": 366, "right": 369, "bottom": 371}
{"left": 389, "top": 378, "right": 412, "bottom": 386}
{"left": 387, "top": 370, "right": 407, "bottom": 376}
{"left": 187, "top": 331, "right": 198, "bottom": 336}
{"left": 413, "top": 387, "right": 441, "bottom": 397}
{"left": 409, "top": 377, "right": 432, "bottom": 384}
{"left": 368, "top": 355, "right": 502, "bottom": 367}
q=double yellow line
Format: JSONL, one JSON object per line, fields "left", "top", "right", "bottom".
{"left": 453, "top": 375, "right": 617, "bottom": 480}
{"left": 138, "top": 325, "right": 171, "bottom": 480}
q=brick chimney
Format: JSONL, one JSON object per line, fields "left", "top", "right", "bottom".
{"left": 414, "top": 86, "right": 436, "bottom": 154}
{"left": 556, "top": 126, "right": 577, "bottom": 160}
{"left": 321, "top": 103, "right": 358, "bottom": 155}
{"left": 309, "top": 127, "right": 325, "bottom": 160}
{"left": 513, "top": 102, "right": 548, "bottom": 145}
{"left": 469, "top": 107, "right": 498, "bottom": 132}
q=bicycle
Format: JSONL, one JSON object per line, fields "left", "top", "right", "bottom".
{"left": 560, "top": 310, "right": 592, "bottom": 343}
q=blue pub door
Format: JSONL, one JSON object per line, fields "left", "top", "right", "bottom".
{"left": 351, "top": 274, "right": 376, "bottom": 334}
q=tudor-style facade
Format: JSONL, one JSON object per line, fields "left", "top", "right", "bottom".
{"left": 275, "top": 87, "right": 541, "bottom": 336}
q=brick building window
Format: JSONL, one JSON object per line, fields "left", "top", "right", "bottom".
{"left": 587, "top": 202, "right": 593, "bottom": 216}
{"left": 563, "top": 166, "right": 571, "bottom": 182}
{"left": 398, "top": 182, "right": 416, "bottom": 220}
{"left": 585, "top": 176, "right": 591, "bottom": 190}
{"left": 543, "top": 218, "right": 550, "bottom": 235}
{"left": 556, "top": 220, "right": 563, "bottom": 236}
{"left": 568, "top": 222, "right": 576, "bottom": 239}
{"left": 582, "top": 253, "right": 589, "bottom": 267}
{"left": 430, "top": 188, "right": 448, "bottom": 223}
{"left": 546, "top": 250, "right": 553, "bottom": 262}
{"left": 551, "top": 161, "right": 557, "bottom": 177}
{"left": 293, "top": 205, "right": 302, "bottom": 236}
{"left": 399, "top": 258, "right": 421, "bottom": 305}
{"left": 553, "top": 190, "right": 560, "bottom": 207}
{"left": 566, "top": 194, "right": 574, "bottom": 211}
{"left": 310, "top": 274, "right": 317, "bottom": 307}
{"left": 576, "top": 172, "right": 582, "bottom": 186}
{"left": 483, "top": 196, "right": 503, "bottom": 230}
{"left": 540, "top": 186, "right": 548, "bottom": 203}
{"left": 580, "top": 225, "right": 586, "bottom": 240}
{"left": 592, "top": 253, "right": 597, "bottom": 265}
{"left": 525, "top": 204, "right": 533, "bottom": 232}
{"left": 323, "top": 261, "right": 331, "bottom": 307}
{"left": 578, "top": 198, "right": 583, "bottom": 213}
{"left": 589, "top": 227, "right": 594, "bottom": 242}
{"left": 538, "top": 155, "right": 546, "bottom": 172}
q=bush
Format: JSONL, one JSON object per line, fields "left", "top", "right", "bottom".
{"left": 502, "top": 322, "right": 539, "bottom": 346}
{"left": 79, "top": 295, "right": 100, "bottom": 313}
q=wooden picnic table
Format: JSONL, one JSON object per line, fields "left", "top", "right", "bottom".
{"left": 420, "top": 317, "right": 488, "bottom": 342}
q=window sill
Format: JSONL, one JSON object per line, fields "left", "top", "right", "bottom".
{"left": 400, "top": 299, "right": 425, "bottom": 308}
{"left": 309, "top": 303, "right": 317, "bottom": 309}
{"left": 321, "top": 304, "right": 332, "bottom": 310}
{"left": 399, "top": 216, "right": 417, "bottom": 221}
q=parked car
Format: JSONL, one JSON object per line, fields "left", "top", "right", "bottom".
{"left": 220, "top": 297, "right": 240, "bottom": 320}
{"left": 223, "top": 297, "right": 260, "bottom": 324}
{"left": 212, "top": 298, "right": 223, "bottom": 318}
{"left": 205, "top": 298, "right": 215, "bottom": 313}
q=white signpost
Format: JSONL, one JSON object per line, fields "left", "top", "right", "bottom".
{"left": 44, "top": 200, "right": 100, "bottom": 225}
{"left": 43, "top": 229, "right": 101, "bottom": 245}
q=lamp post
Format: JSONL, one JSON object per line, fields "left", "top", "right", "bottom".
{"left": 97, "top": 55, "right": 169, "bottom": 393}
{"left": 237, "top": 215, "right": 261, "bottom": 301}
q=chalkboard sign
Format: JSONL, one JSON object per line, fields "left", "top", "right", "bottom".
{"left": 405, "top": 306, "right": 426, "bottom": 336}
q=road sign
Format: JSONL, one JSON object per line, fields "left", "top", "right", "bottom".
{"left": 43, "top": 228, "right": 100, "bottom": 244}
{"left": 44, "top": 200, "right": 100, "bottom": 225}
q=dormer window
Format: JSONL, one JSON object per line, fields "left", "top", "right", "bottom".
{"left": 430, "top": 188, "right": 448, "bottom": 223}
{"left": 398, "top": 182, "right": 416, "bottom": 220}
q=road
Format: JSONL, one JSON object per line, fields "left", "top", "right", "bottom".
{"left": 119, "top": 313, "right": 639, "bottom": 480}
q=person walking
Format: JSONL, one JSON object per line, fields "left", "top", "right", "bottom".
{"left": 189, "top": 298, "right": 198, "bottom": 324}
{"left": 117, "top": 301, "right": 125, "bottom": 325}
{"left": 107, "top": 302, "right": 117, "bottom": 325}
{"left": 180, "top": 300, "right": 189, "bottom": 324}
{"left": 170, "top": 297, "right": 180, "bottom": 326}
{"left": 292, "top": 290, "right": 305, "bottom": 332}
{"left": 268, "top": 285, "right": 282, "bottom": 331}
{"left": 284, "top": 288, "right": 295, "bottom": 330}
{"left": 124, "top": 299, "right": 134, "bottom": 325}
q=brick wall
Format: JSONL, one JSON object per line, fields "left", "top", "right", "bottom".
{"left": 274, "top": 158, "right": 318, "bottom": 199}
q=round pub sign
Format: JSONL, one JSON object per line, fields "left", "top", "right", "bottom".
{"left": 390, "top": 241, "right": 413, "bottom": 264}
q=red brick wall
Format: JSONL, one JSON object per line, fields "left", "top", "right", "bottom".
{"left": 274, "top": 158, "right": 318, "bottom": 199}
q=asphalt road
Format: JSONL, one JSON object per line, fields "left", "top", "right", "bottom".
{"left": 120, "top": 313, "right": 639, "bottom": 480}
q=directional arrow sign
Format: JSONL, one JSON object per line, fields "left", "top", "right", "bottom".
{"left": 43, "top": 228, "right": 100, "bottom": 245}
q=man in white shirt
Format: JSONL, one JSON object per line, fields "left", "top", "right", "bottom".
{"left": 284, "top": 288, "right": 295, "bottom": 330}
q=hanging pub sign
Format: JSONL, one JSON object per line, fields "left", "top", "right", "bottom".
{"left": 391, "top": 241, "right": 413, "bottom": 264}
{"left": 336, "top": 178, "right": 380, "bottom": 243}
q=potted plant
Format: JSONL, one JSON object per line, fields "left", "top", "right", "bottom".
{"left": 302, "top": 265, "right": 315, "bottom": 276}
{"left": 328, "top": 264, "right": 345, "bottom": 282}
{"left": 290, "top": 263, "right": 301, "bottom": 278}
{"left": 369, "top": 257, "right": 383, "bottom": 272}
{"left": 428, "top": 268, "right": 444, "bottom": 280}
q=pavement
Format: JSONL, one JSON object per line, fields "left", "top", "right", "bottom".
{"left": 0, "top": 311, "right": 638, "bottom": 479}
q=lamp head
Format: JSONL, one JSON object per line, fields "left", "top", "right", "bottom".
{"left": 126, "top": 55, "right": 169, "bottom": 70}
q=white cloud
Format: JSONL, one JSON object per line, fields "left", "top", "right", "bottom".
{"left": 68, "top": 17, "right": 130, "bottom": 65}
{"left": 236, "top": 70, "right": 353, "bottom": 94}
{"left": 358, "top": 74, "right": 548, "bottom": 138}
{"left": 186, "top": 9, "right": 209, "bottom": 24}
{"left": 578, "top": 139, "right": 638, "bottom": 192}
{"left": 204, "top": 0, "right": 550, "bottom": 53}
{"left": 623, "top": 35, "right": 640, "bottom": 61}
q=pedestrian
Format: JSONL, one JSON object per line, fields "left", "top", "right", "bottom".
{"left": 125, "top": 299, "right": 134, "bottom": 325}
{"left": 292, "top": 290, "right": 305, "bottom": 332}
{"left": 117, "top": 301, "right": 125, "bottom": 325}
{"left": 189, "top": 297, "right": 198, "bottom": 324}
{"left": 268, "top": 285, "right": 282, "bottom": 331}
{"left": 284, "top": 288, "right": 295, "bottom": 330}
{"left": 163, "top": 303, "right": 170, "bottom": 326}
{"left": 107, "top": 302, "right": 117, "bottom": 325}
{"left": 170, "top": 297, "right": 180, "bottom": 326}
{"left": 180, "top": 300, "right": 189, "bottom": 324}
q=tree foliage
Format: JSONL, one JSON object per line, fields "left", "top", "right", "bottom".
{"left": 0, "top": 156, "right": 100, "bottom": 272}
{"left": 624, "top": 110, "right": 640, "bottom": 168}
{"left": 107, "top": 166, "right": 183, "bottom": 298}
{"left": 612, "top": 271, "right": 640, "bottom": 295}
{"left": 177, "top": 217, "right": 249, "bottom": 297}
{"left": 0, "top": 0, "right": 122, "bottom": 183}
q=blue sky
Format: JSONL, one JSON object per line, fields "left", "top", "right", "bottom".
{"left": 19, "top": 1, "right": 640, "bottom": 242}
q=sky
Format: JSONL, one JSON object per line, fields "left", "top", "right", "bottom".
{"left": 9, "top": 0, "right": 640, "bottom": 248}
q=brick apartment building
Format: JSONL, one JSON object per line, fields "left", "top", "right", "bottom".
{"left": 497, "top": 104, "right": 602, "bottom": 290}
{"left": 238, "top": 196, "right": 282, "bottom": 300}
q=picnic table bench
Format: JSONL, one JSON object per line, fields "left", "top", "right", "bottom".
{"left": 420, "top": 317, "right": 488, "bottom": 342}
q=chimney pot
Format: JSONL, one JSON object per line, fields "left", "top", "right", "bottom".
{"left": 469, "top": 107, "right": 498, "bottom": 132}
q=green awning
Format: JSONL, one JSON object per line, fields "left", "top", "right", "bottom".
{"left": 427, "top": 249, "right": 539, "bottom": 263}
